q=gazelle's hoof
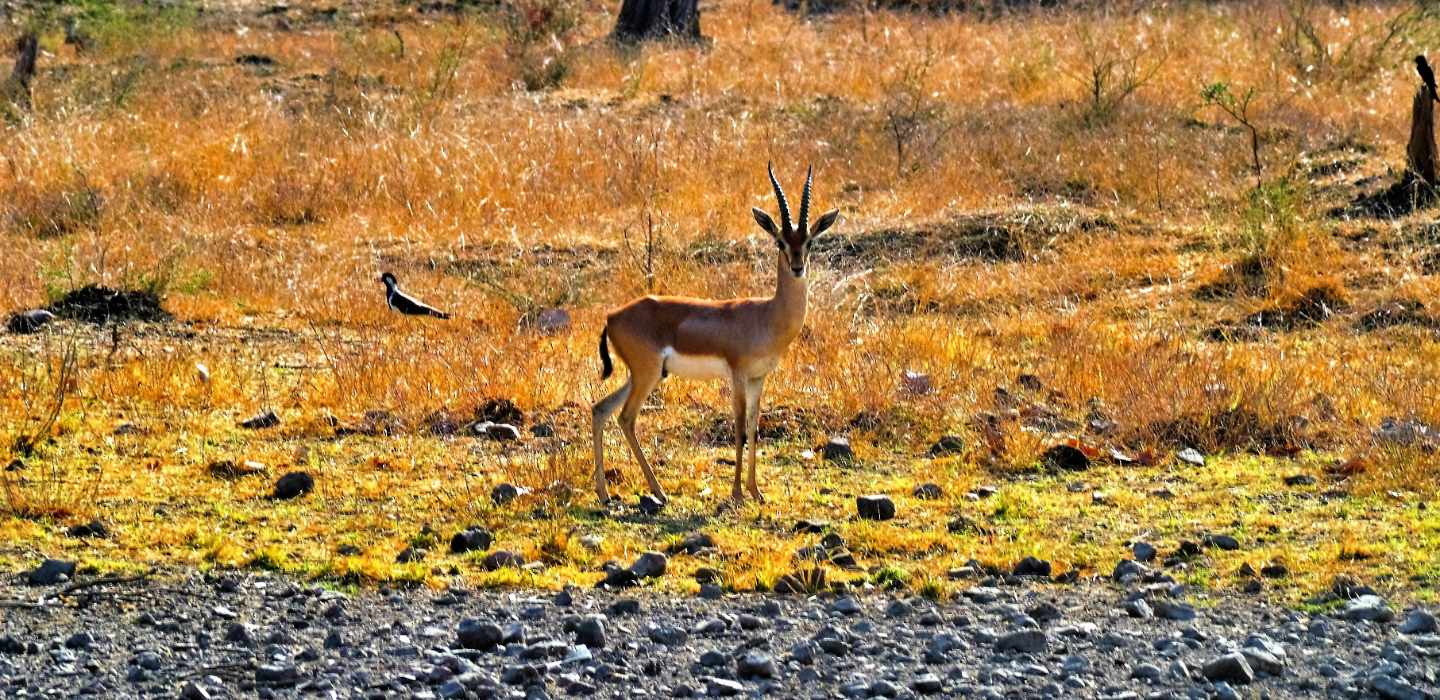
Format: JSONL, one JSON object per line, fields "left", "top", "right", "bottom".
{"left": 746, "top": 488, "right": 766, "bottom": 504}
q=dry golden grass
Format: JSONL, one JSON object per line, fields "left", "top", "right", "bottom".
{"left": 2, "top": 0, "right": 1439, "bottom": 601}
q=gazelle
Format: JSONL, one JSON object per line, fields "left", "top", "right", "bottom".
{"left": 592, "top": 164, "right": 839, "bottom": 504}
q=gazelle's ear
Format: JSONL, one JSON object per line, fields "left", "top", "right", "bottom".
{"left": 752, "top": 207, "right": 781, "bottom": 241}
{"left": 810, "top": 209, "right": 840, "bottom": 237}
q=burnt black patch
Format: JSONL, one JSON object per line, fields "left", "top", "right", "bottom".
{"left": 48, "top": 286, "right": 169, "bottom": 325}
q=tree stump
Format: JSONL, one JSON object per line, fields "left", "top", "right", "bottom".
{"left": 1407, "top": 86, "right": 1437, "bottom": 188}
{"left": 612, "top": 0, "right": 701, "bottom": 43}
{"left": 3, "top": 32, "right": 39, "bottom": 112}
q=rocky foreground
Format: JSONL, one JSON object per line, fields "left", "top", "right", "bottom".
{"left": 1, "top": 569, "right": 1438, "bottom": 699}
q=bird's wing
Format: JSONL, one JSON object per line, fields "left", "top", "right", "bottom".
{"left": 391, "top": 289, "right": 448, "bottom": 317}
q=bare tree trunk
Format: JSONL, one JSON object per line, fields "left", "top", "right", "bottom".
{"left": 1407, "top": 86, "right": 1437, "bottom": 187}
{"left": 3, "top": 32, "right": 39, "bottom": 112}
{"left": 613, "top": 0, "right": 702, "bottom": 43}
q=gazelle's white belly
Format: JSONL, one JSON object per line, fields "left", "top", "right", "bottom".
{"left": 662, "top": 347, "right": 730, "bottom": 380}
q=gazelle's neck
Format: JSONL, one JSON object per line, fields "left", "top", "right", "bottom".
{"left": 770, "top": 250, "right": 807, "bottom": 343}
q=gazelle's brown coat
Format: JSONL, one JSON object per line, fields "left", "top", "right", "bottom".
{"left": 592, "top": 165, "right": 839, "bottom": 503}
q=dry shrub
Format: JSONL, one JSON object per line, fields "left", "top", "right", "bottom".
{"left": 1063, "top": 20, "right": 1167, "bottom": 126}
{"left": 499, "top": 0, "right": 583, "bottom": 91}
{"left": 0, "top": 329, "right": 101, "bottom": 520}
{"left": 878, "top": 39, "right": 954, "bottom": 178}
{"left": 2, "top": 169, "right": 104, "bottom": 238}
{"left": 1275, "top": 0, "right": 1440, "bottom": 89}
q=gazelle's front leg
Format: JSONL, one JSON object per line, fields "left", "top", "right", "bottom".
{"left": 730, "top": 373, "right": 749, "bottom": 502}
{"left": 744, "top": 376, "right": 766, "bottom": 502}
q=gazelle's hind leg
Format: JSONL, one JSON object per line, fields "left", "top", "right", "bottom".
{"left": 618, "top": 366, "right": 667, "bottom": 502}
{"left": 592, "top": 379, "right": 632, "bottom": 502}
{"left": 744, "top": 377, "right": 766, "bottom": 502}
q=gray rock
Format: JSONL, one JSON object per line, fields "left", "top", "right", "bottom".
{"left": 178, "top": 681, "right": 214, "bottom": 700}
{"left": 491, "top": 483, "right": 525, "bottom": 505}
{"left": 1176, "top": 448, "right": 1205, "bottom": 466}
{"left": 833, "top": 597, "right": 862, "bottom": 616}
{"left": 1027, "top": 601, "right": 1062, "bottom": 624}
{"left": 912, "top": 483, "right": 943, "bottom": 499}
{"left": 574, "top": 616, "right": 605, "bottom": 648}
{"left": 994, "top": 630, "right": 1048, "bottom": 654}
{"left": 500, "top": 664, "right": 543, "bottom": 685}
{"left": 699, "top": 649, "right": 727, "bottom": 668}
{"left": 535, "top": 308, "right": 571, "bottom": 334}
{"left": 223, "top": 622, "right": 255, "bottom": 646}
{"left": 927, "top": 435, "right": 965, "bottom": 457}
{"left": 885, "top": 599, "right": 912, "bottom": 617}
{"left": 736, "top": 651, "right": 776, "bottom": 680}
{"left": 1131, "top": 542, "right": 1157, "bottom": 562}
{"left": 0, "top": 634, "right": 32, "bottom": 654}
{"left": 136, "top": 651, "right": 162, "bottom": 670}
{"left": 630, "top": 551, "right": 668, "bottom": 579}
{"left": 255, "top": 663, "right": 299, "bottom": 686}
{"left": 789, "top": 641, "right": 818, "bottom": 664}
{"left": 1203, "top": 533, "right": 1240, "bottom": 551}
{"left": 823, "top": 436, "right": 854, "bottom": 463}
{"left": 1343, "top": 595, "right": 1395, "bottom": 623}
{"left": 26, "top": 559, "right": 76, "bottom": 585}
{"left": 857, "top": 495, "right": 895, "bottom": 520}
{"left": 239, "top": 410, "right": 280, "bottom": 430}
{"left": 65, "top": 520, "right": 109, "bottom": 538}
{"left": 1013, "top": 556, "right": 1051, "bottom": 577}
{"left": 1113, "top": 560, "right": 1147, "bottom": 582}
{"left": 482, "top": 550, "right": 525, "bottom": 571}
{"left": 450, "top": 527, "right": 494, "bottom": 554}
{"left": 1400, "top": 609, "right": 1437, "bottom": 635}
{"left": 1372, "top": 674, "right": 1429, "bottom": 700}
{"left": 1201, "top": 653, "right": 1254, "bottom": 685}
{"left": 912, "top": 673, "right": 943, "bottom": 694}
{"left": 1123, "top": 599, "right": 1152, "bottom": 619}
{"left": 1131, "top": 663, "right": 1163, "bottom": 681}
{"left": 64, "top": 632, "right": 94, "bottom": 650}
{"left": 706, "top": 677, "right": 744, "bottom": 696}
{"left": 6, "top": 309, "right": 56, "bottom": 334}
{"left": 272, "top": 471, "right": 313, "bottom": 499}
{"left": 868, "top": 680, "right": 901, "bottom": 697}
{"left": 1152, "top": 600, "right": 1197, "bottom": 621}
{"left": 457, "top": 619, "right": 504, "bottom": 650}
{"left": 1239, "top": 648, "right": 1284, "bottom": 676}
{"left": 609, "top": 598, "right": 640, "bottom": 615}
{"left": 648, "top": 625, "right": 688, "bottom": 646}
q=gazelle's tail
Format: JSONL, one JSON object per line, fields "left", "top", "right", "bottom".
{"left": 598, "top": 328, "right": 613, "bottom": 380}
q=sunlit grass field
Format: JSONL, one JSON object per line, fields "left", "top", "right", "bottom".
{"left": 2, "top": 0, "right": 1440, "bottom": 602}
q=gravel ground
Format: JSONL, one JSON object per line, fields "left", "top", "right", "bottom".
{"left": 2, "top": 568, "right": 1438, "bottom": 699}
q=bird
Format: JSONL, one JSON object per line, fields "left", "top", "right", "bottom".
{"left": 1417, "top": 55, "right": 1439, "bottom": 103}
{"left": 379, "top": 272, "right": 450, "bottom": 319}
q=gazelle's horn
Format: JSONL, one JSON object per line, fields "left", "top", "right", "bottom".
{"left": 768, "top": 162, "right": 792, "bottom": 233}
{"left": 798, "top": 164, "right": 814, "bottom": 233}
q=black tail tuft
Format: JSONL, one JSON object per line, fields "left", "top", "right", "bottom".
{"left": 599, "top": 328, "right": 613, "bottom": 380}
{"left": 432, "top": 309, "right": 450, "bottom": 320}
